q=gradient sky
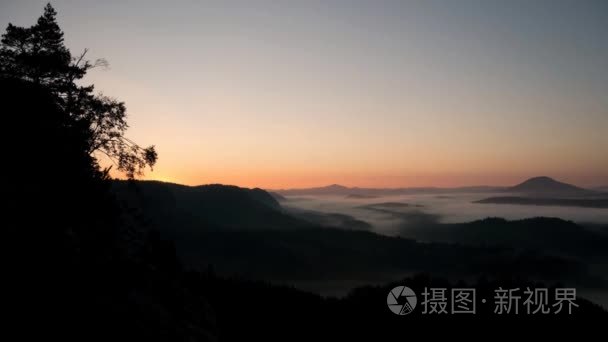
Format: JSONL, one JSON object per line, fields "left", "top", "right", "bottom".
{"left": 1, "top": 0, "right": 607, "bottom": 188}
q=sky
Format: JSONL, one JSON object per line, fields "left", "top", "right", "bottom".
{"left": 1, "top": 0, "right": 607, "bottom": 188}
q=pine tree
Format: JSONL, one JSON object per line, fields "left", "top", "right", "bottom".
{"left": 0, "top": 3, "right": 157, "bottom": 178}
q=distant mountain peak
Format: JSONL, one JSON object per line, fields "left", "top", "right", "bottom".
{"left": 523, "top": 176, "right": 557, "bottom": 183}
{"left": 325, "top": 184, "right": 348, "bottom": 189}
{"left": 509, "top": 176, "right": 588, "bottom": 195}
{"left": 516, "top": 176, "right": 563, "bottom": 187}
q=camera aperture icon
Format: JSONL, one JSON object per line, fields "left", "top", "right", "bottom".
{"left": 387, "top": 286, "right": 417, "bottom": 315}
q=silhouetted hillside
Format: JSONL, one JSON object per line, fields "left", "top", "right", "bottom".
{"left": 268, "top": 191, "right": 287, "bottom": 201}
{"left": 156, "top": 223, "right": 604, "bottom": 291}
{"left": 185, "top": 272, "right": 606, "bottom": 340}
{"left": 112, "top": 180, "right": 309, "bottom": 231}
{"left": 2, "top": 77, "right": 218, "bottom": 340}
{"left": 404, "top": 217, "right": 608, "bottom": 261}
{"left": 508, "top": 176, "right": 593, "bottom": 196}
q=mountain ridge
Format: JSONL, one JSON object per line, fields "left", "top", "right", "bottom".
{"left": 111, "top": 180, "right": 310, "bottom": 231}
{"left": 273, "top": 184, "right": 504, "bottom": 196}
{"left": 272, "top": 176, "right": 598, "bottom": 196}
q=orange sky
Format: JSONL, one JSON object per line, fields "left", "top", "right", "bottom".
{"left": 6, "top": 1, "right": 606, "bottom": 189}
{"left": 135, "top": 169, "right": 607, "bottom": 189}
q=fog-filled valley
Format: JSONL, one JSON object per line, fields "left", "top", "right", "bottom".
{"left": 108, "top": 178, "right": 608, "bottom": 309}
{"left": 280, "top": 192, "right": 608, "bottom": 237}
{"left": 269, "top": 182, "right": 608, "bottom": 307}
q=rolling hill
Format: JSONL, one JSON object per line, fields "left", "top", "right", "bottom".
{"left": 404, "top": 217, "right": 608, "bottom": 261}
{"left": 474, "top": 177, "right": 608, "bottom": 207}
{"left": 507, "top": 176, "right": 593, "bottom": 196}
{"left": 111, "top": 180, "right": 309, "bottom": 231}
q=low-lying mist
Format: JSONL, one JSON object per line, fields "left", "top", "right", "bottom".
{"left": 282, "top": 193, "right": 608, "bottom": 236}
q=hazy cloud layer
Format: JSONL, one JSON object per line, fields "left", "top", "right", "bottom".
{"left": 282, "top": 193, "right": 608, "bottom": 236}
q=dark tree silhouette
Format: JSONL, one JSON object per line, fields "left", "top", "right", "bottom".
{"left": 0, "top": 3, "right": 156, "bottom": 178}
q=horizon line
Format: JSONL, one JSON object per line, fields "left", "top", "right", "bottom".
{"left": 120, "top": 176, "right": 608, "bottom": 191}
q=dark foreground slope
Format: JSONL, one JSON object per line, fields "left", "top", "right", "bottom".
{"left": 3, "top": 77, "right": 220, "bottom": 341}
{"left": 187, "top": 272, "right": 607, "bottom": 340}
